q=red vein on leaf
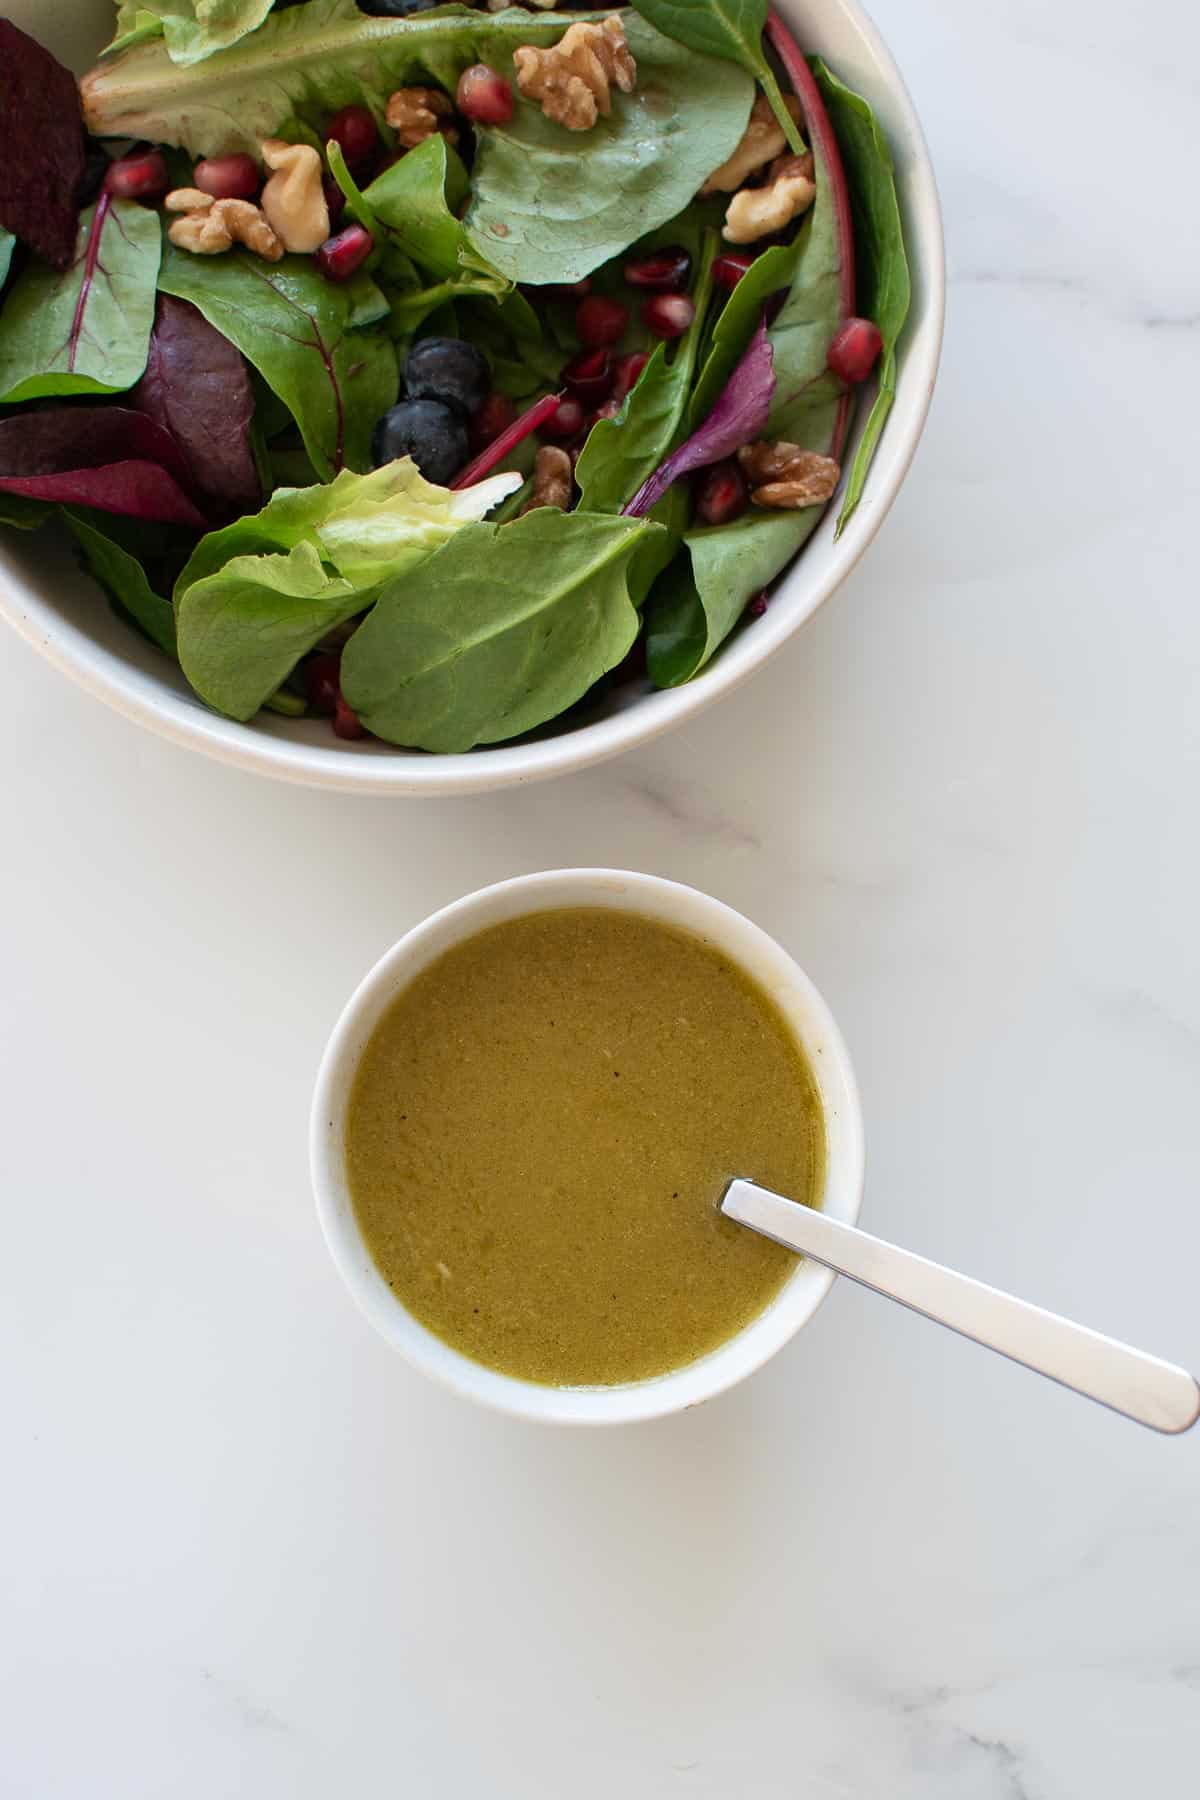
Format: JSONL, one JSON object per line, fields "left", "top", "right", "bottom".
{"left": 67, "top": 192, "right": 112, "bottom": 375}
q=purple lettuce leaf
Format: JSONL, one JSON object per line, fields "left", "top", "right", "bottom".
{"left": 624, "top": 320, "right": 776, "bottom": 519}
{"left": 0, "top": 21, "right": 85, "bottom": 271}
{"left": 134, "top": 295, "right": 260, "bottom": 518}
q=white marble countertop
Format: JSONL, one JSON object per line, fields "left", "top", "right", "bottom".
{"left": 3, "top": 0, "right": 1199, "bottom": 1792}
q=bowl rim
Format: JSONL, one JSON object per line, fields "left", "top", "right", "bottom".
{"left": 310, "top": 869, "right": 866, "bottom": 1423}
{"left": 0, "top": 0, "right": 945, "bottom": 797}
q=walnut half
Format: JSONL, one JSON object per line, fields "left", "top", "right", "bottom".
{"left": 165, "top": 189, "right": 284, "bottom": 261}
{"left": 723, "top": 151, "right": 816, "bottom": 245}
{"left": 385, "top": 87, "right": 459, "bottom": 149}
{"left": 513, "top": 15, "right": 636, "bottom": 131}
{"left": 520, "top": 446, "right": 573, "bottom": 514}
{"left": 260, "top": 140, "right": 330, "bottom": 255}
{"left": 701, "top": 94, "right": 803, "bottom": 195}
{"left": 738, "top": 441, "right": 841, "bottom": 510}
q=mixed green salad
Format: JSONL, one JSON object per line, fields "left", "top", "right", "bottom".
{"left": 0, "top": 0, "right": 909, "bottom": 751}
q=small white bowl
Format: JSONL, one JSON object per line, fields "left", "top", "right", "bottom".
{"left": 0, "top": 0, "right": 944, "bottom": 796}
{"left": 311, "top": 870, "right": 865, "bottom": 1423}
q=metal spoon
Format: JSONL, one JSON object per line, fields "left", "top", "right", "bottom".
{"left": 722, "top": 1180, "right": 1200, "bottom": 1434}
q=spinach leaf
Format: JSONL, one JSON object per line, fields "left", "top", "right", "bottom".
{"left": 341, "top": 510, "right": 660, "bottom": 751}
{"left": 158, "top": 245, "right": 397, "bottom": 479}
{"left": 0, "top": 198, "right": 161, "bottom": 405}
{"left": 576, "top": 230, "right": 719, "bottom": 516}
{"left": 64, "top": 509, "right": 178, "bottom": 657}
{"left": 175, "top": 458, "right": 519, "bottom": 718}
{"left": 83, "top": 3, "right": 754, "bottom": 287}
{"left": 811, "top": 57, "right": 911, "bottom": 535}
{"left": 334, "top": 136, "right": 529, "bottom": 335}
{"left": 85, "top": 2, "right": 621, "bottom": 154}
{"left": 647, "top": 509, "right": 822, "bottom": 687}
{"left": 106, "top": 0, "right": 273, "bottom": 66}
{"left": 629, "top": 0, "right": 802, "bottom": 154}
{"left": 468, "top": 15, "right": 753, "bottom": 285}
{"left": 0, "top": 231, "right": 13, "bottom": 291}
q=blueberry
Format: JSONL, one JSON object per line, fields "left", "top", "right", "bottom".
{"left": 404, "top": 337, "right": 491, "bottom": 419}
{"left": 373, "top": 399, "right": 468, "bottom": 486}
{"left": 357, "top": 0, "right": 439, "bottom": 14}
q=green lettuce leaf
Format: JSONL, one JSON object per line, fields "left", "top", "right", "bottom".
{"left": 175, "top": 458, "right": 521, "bottom": 718}
{"left": 811, "top": 57, "right": 911, "bottom": 535}
{"left": 158, "top": 245, "right": 397, "bottom": 480}
{"left": 0, "top": 199, "right": 161, "bottom": 405}
{"left": 82, "top": 3, "right": 753, "bottom": 285}
{"left": 107, "top": 0, "right": 273, "bottom": 66}
{"left": 341, "top": 509, "right": 661, "bottom": 751}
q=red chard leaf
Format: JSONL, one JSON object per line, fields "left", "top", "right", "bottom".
{"left": 0, "top": 21, "right": 85, "bottom": 271}
{"left": 134, "top": 295, "right": 260, "bottom": 518}
{"left": 0, "top": 461, "right": 206, "bottom": 528}
{"left": 0, "top": 405, "right": 192, "bottom": 487}
{"left": 0, "top": 405, "right": 205, "bottom": 527}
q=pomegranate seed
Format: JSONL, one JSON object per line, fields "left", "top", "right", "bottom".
{"left": 613, "top": 351, "right": 650, "bottom": 400}
{"left": 333, "top": 696, "right": 366, "bottom": 740}
{"left": 693, "top": 459, "right": 748, "bottom": 526}
{"left": 327, "top": 105, "right": 378, "bottom": 172}
{"left": 576, "top": 294, "right": 629, "bottom": 349}
{"left": 827, "top": 316, "right": 884, "bottom": 384}
{"left": 193, "top": 154, "right": 260, "bottom": 201}
{"left": 322, "top": 175, "right": 347, "bottom": 227}
{"left": 315, "top": 224, "right": 375, "bottom": 284}
{"left": 538, "top": 395, "right": 585, "bottom": 443}
{"left": 561, "top": 348, "right": 613, "bottom": 407}
{"left": 304, "top": 654, "right": 341, "bottom": 716}
{"left": 745, "top": 591, "right": 769, "bottom": 619}
{"left": 642, "top": 294, "right": 695, "bottom": 341}
{"left": 623, "top": 245, "right": 691, "bottom": 292}
{"left": 104, "top": 150, "right": 168, "bottom": 202}
{"left": 457, "top": 63, "right": 514, "bottom": 126}
{"left": 468, "top": 390, "right": 517, "bottom": 454}
{"left": 713, "top": 253, "right": 753, "bottom": 291}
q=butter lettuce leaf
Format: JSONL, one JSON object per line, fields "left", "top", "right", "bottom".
{"left": 175, "top": 458, "right": 521, "bottom": 719}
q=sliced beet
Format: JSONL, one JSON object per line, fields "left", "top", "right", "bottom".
{"left": 134, "top": 296, "right": 260, "bottom": 518}
{"left": 0, "top": 21, "right": 86, "bottom": 271}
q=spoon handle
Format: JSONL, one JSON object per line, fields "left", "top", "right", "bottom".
{"left": 722, "top": 1180, "right": 1200, "bottom": 1434}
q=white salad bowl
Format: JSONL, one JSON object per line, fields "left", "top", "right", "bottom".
{"left": 0, "top": 0, "right": 944, "bottom": 795}
{"left": 311, "top": 870, "right": 865, "bottom": 1423}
